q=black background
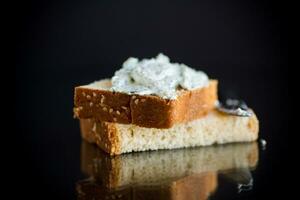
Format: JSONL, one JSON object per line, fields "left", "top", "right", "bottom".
{"left": 15, "top": 0, "right": 289, "bottom": 199}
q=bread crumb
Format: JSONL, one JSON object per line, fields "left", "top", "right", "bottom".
{"left": 82, "top": 92, "right": 86, "bottom": 97}
{"left": 89, "top": 102, "right": 93, "bottom": 107}
{"left": 121, "top": 106, "right": 127, "bottom": 110}
{"left": 141, "top": 99, "right": 146, "bottom": 102}
{"left": 134, "top": 99, "right": 139, "bottom": 104}
{"left": 113, "top": 117, "right": 117, "bottom": 122}
{"left": 78, "top": 106, "right": 83, "bottom": 110}
{"left": 103, "top": 107, "right": 107, "bottom": 111}
{"left": 109, "top": 108, "right": 113, "bottom": 113}
{"left": 86, "top": 95, "right": 91, "bottom": 100}
{"left": 260, "top": 139, "right": 267, "bottom": 150}
{"left": 116, "top": 110, "right": 120, "bottom": 115}
{"left": 132, "top": 96, "right": 136, "bottom": 99}
{"left": 93, "top": 92, "right": 97, "bottom": 97}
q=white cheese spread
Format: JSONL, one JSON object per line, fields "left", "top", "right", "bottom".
{"left": 111, "top": 53, "right": 209, "bottom": 99}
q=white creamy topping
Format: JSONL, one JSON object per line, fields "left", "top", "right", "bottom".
{"left": 111, "top": 53, "right": 209, "bottom": 99}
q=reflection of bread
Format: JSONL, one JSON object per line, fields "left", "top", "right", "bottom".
{"left": 74, "top": 79, "right": 218, "bottom": 129}
{"left": 80, "top": 109, "right": 259, "bottom": 155}
{"left": 170, "top": 173, "right": 217, "bottom": 200}
{"left": 81, "top": 141, "right": 258, "bottom": 189}
{"left": 76, "top": 172, "right": 217, "bottom": 200}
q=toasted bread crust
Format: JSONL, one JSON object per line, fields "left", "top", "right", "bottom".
{"left": 74, "top": 80, "right": 218, "bottom": 128}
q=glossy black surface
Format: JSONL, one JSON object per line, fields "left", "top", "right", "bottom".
{"left": 76, "top": 141, "right": 261, "bottom": 200}
{"left": 15, "top": 0, "right": 288, "bottom": 199}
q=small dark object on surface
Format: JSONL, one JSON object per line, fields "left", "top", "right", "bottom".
{"left": 217, "top": 99, "right": 252, "bottom": 117}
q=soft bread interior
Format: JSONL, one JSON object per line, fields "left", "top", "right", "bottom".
{"left": 115, "top": 110, "right": 259, "bottom": 154}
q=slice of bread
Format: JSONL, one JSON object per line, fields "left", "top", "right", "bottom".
{"left": 74, "top": 79, "right": 218, "bottom": 128}
{"left": 80, "top": 141, "right": 258, "bottom": 188}
{"left": 79, "top": 109, "right": 259, "bottom": 155}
